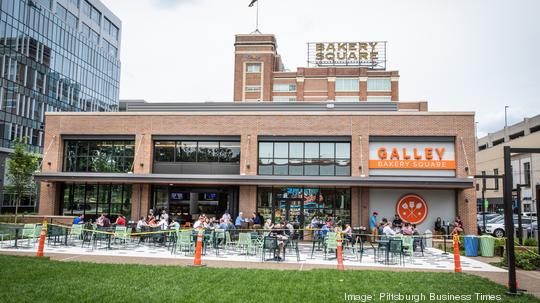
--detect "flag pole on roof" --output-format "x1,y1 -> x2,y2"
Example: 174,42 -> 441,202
248,0 -> 261,34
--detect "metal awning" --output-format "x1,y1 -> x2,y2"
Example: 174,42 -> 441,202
33,172 -> 474,189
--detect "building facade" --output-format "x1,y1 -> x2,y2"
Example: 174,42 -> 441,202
35,33 -> 477,234
476,114 -> 540,214
0,0 -> 121,212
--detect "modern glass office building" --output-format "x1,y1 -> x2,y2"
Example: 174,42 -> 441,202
0,0 -> 121,212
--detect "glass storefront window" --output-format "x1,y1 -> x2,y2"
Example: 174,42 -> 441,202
197,141 -> 219,162
155,141 -> 175,162
63,140 -> 134,173
257,186 -> 351,226
154,140 -> 240,163
61,183 -> 132,220
258,141 -> 350,176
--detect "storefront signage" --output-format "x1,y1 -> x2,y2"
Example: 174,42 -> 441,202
369,141 -> 456,170
396,194 -> 428,224
307,42 -> 386,69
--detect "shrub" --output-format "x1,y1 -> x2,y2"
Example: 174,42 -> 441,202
523,237 -> 538,247
500,248 -> 540,270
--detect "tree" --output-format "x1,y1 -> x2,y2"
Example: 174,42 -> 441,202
5,138 -> 39,223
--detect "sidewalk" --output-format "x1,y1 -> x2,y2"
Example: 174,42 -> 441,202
468,256 -> 540,299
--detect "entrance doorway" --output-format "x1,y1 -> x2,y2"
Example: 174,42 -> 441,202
152,186 -> 238,224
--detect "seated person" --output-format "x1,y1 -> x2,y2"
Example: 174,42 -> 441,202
96,213 -> 111,227
148,216 -> 159,227
451,222 -> 463,235
114,215 -> 126,226
168,218 -> 180,230
382,222 -> 397,236
434,217 -> 445,235
136,217 -> 148,232
401,222 -> 413,235
218,218 -> 229,230
269,224 -> 289,261
73,214 -> 84,225
319,221 -> 333,239
392,214 -> 403,229
263,219 -> 274,230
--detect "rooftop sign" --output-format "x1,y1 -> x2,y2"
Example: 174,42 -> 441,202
307,42 -> 386,69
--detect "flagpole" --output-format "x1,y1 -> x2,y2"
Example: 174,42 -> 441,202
256,0 -> 259,32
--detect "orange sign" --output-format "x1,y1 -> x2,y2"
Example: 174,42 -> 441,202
396,194 -> 428,224
369,146 -> 456,170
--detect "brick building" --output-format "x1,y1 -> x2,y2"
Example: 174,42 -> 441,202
34,33 -> 477,234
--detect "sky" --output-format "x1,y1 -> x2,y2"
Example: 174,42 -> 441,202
101,0 -> 540,137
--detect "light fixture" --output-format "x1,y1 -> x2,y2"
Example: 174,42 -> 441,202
140,163 -> 144,167
326,103 -> 335,109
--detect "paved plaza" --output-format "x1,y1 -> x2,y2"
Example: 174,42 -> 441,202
0,238 -> 504,273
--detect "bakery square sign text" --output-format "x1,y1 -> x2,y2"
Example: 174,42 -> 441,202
307,42 -> 386,69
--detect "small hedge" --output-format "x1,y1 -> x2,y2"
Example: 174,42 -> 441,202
500,248 -> 540,270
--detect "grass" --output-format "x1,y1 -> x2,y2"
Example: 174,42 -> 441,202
0,255 -> 539,303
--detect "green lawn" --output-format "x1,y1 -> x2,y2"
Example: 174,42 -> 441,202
0,255 -> 538,303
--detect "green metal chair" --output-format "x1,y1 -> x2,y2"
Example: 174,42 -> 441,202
69,224 -> 84,245
225,231 -> 237,252
112,226 -> 127,247
21,224 -> 37,248
402,236 -> 414,260
173,230 -> 194,255
388,239 -> 404,266
324,234 -> 338,260
237,232 -> 254,257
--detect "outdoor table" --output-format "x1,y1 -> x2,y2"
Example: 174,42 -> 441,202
1,225 -> 24,249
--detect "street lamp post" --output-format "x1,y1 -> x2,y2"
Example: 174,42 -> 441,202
505,106 -> 509,128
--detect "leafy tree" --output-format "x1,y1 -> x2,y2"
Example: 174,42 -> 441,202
5,138 -> 39,223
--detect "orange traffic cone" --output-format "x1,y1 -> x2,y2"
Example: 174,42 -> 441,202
453,234 -> 461,273
192,227 -> 205,267
36,219 -> 47,257
337,237 -> 345,271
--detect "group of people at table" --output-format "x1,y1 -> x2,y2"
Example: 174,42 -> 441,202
369,211 -> 464,240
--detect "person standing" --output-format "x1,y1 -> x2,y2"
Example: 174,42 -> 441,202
370,211 -> 378,242
222,211 -> 231,224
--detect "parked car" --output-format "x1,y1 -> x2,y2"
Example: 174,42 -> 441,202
485,216 -> 537,238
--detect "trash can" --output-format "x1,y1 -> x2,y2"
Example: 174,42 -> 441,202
479,235 -> 495,257
464,235 -> 479,257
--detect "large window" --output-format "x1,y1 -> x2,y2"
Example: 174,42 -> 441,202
523,162 -> 531,186
246,63 -> 261,73
61,183 -> 132,220
273,83 -> 296,92
273,96 -> 296,102
258,141 -> 350,176
104,18 -> 119,41
63,140 -> 135,173
154,140 -> 240,163
367,78 -> 391,92
336,78 -> 359,92
82,0 -> 101,26
257,187 -> 351,225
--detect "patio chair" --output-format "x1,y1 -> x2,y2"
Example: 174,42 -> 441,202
112,226 -> 127,247
402,236 -> 414,260
388,239 -> 404,266
173,230 -> 194,255
412,235 -> 425,256
261,236 -> 278,262
355,238 -> 365,262
225,231 -> 237,251
81,225 -> 96,250
324,235 -> 338,260
285,236 -> 301,262
69,224 -> 84,245
375,235 -> 390,262
237,232 -> 254,257
213,229 -> 226,256
21,224 -> 37,248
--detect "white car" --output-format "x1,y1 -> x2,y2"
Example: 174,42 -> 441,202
485,216 -> 537,238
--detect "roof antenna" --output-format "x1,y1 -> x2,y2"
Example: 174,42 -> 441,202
248,0 -> 261,34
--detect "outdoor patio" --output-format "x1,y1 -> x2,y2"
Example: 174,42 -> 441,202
0,227 -> 504,273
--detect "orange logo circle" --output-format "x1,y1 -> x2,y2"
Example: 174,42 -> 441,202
396,194 -> 428,224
